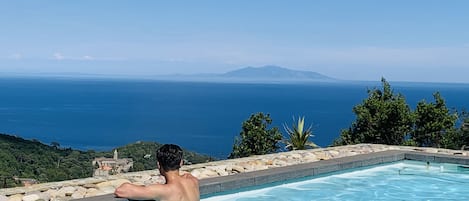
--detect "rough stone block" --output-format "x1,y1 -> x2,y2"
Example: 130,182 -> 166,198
57,186 -> 76,197
231,165 -> 244,173
7,194 -> 23,201
22,194 -> 40,201
96,179 -> 130,189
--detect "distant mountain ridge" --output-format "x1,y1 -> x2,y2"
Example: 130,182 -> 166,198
156,65 -> 335,83
1,65 -> 335,83
221,65 -> 333,80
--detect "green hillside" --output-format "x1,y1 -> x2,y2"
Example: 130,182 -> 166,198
112,141 -> 214,171
0,133 -> 213,188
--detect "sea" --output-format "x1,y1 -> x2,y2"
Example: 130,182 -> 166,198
1,77 -> 468,158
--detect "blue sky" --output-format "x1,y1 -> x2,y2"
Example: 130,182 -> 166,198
1,0 -> 468,83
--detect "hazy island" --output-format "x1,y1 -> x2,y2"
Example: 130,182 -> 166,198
154,65 -> 336,83
1,65 -> 337,84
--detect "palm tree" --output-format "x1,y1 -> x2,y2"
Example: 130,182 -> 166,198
283,116 -> 319,151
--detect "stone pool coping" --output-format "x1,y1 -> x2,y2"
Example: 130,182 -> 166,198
200,151 -> 469,196
73,149 -> 469,201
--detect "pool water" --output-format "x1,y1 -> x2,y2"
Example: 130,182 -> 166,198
201,161 -> 469,201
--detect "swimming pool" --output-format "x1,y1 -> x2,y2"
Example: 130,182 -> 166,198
201,161 -> 469,200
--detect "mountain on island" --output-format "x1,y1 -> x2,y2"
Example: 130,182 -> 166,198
1,65 -> 335,83
221,65 -> 334,81
157,65 -> 336,83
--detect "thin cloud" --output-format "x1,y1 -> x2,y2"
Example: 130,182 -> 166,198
48,53 -> 123,61
9,53 -> 22,60
82,55 -> 94,60
53,52 -> 64,60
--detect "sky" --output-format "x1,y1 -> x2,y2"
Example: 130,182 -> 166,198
1,0 -> 469,83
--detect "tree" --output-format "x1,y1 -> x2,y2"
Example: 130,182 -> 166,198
229,112 -> 282,158
333,78 -> 413,146
461,116 -> 469,149
283,116 -> 318,151
441,110 -> 469,149
412,92 -> 458,147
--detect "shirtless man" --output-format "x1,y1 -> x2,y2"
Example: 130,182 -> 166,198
115,144 -> 199,201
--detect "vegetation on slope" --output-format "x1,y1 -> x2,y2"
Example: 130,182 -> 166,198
0,134 -> 212,188
111,141 -> 213,171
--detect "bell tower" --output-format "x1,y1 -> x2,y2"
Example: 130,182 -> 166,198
113,149 -> 118,160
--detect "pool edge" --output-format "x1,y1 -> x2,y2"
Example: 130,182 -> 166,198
71,150 -> 469,201
199,150 -> 469,196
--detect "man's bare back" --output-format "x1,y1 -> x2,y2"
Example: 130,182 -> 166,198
115,144 -> 200,201
115,173 -> 199,201
158,173 -> 199,201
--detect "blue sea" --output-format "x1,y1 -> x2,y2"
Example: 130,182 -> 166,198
1,77 -> 468,158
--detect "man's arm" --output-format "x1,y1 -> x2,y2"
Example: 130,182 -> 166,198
114,182 -> 165,200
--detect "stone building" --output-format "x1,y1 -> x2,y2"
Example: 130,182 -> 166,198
92,149 -> 133,176
12,177 -> 38,187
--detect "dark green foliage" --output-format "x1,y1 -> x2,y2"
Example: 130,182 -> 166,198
333,78 -> 413,146
111,141 -> 162,171
0,134 -> 213,188
441,111 -> 469,150
461,117 -> 469,148
0,134 -> 94,187
229,112 -> 283,158
334,78 -> 467,150
110,141 -> 213,171
412,92 -> 458,147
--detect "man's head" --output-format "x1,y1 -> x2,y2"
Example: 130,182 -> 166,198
156,144 -> 183,172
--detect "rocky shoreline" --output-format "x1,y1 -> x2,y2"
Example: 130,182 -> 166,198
1,144 -> 468,201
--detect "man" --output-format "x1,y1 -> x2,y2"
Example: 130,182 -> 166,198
115,144 -> 200,201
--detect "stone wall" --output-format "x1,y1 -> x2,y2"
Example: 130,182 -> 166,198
1,144 -> 468,201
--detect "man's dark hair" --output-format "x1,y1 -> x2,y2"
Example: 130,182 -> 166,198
156,144 -> 183,172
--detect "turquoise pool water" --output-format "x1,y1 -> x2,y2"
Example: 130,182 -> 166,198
202,161 -> 469,201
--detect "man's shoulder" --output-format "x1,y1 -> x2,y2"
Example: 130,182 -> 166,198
182,173 -> 199,182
